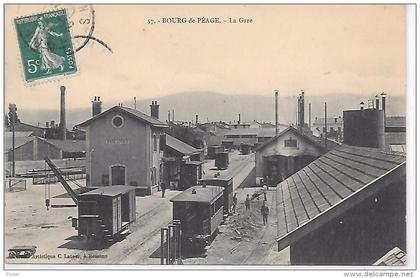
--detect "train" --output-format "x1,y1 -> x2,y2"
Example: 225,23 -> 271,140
170,185 -> 225,254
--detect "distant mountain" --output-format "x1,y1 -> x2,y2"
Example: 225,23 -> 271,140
17,91 -> 406,128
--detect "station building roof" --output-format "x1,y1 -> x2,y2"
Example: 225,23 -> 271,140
165,134 -> 201,156
77,106 -> 168,128
276,144 -> 406,251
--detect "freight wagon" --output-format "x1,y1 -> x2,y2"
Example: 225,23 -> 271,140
76,186 -> 136,242
45,157 -> 137,244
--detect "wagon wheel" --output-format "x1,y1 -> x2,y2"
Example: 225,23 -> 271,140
9,251 -> 17,258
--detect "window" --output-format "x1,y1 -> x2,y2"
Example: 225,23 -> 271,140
153,134 -> 158,151
284,137 -> 297,147
111,115 -> 124,128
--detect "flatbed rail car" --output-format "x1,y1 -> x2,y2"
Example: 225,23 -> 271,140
200,176 -> 233,215
170,185 -> 224,254
76,186 -> 136,242
8,245 -> 37,258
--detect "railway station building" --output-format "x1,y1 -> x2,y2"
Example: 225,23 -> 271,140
77,103 -> 168,195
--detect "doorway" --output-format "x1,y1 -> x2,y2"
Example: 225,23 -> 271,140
110,165 -> 126,185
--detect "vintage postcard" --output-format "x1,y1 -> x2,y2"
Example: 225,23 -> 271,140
2,3 -> 416,274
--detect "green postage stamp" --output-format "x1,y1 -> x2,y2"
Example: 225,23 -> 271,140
14,9 -> 77,83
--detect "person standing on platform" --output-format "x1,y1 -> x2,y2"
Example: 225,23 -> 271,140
160,181 -> 167,198
245,194 -> 250,210
232,193 -> 238,213
261,201 -> 269,225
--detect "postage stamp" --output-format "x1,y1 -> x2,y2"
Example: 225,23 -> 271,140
14,9 -> 77,83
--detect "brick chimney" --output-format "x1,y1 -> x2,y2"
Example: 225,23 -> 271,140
150,101 -> 159,119
92,96 -> 102,117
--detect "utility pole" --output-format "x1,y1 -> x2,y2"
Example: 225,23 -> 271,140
134,97 -> 137,110
9,104 -> 17,177
324,102 -> 327,149
274,90 -> 279,136
309,103 -> 312,129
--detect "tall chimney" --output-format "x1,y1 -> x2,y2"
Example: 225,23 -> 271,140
375,95 -> 380,110
59,86 -> 66,140
150,101 -> 159,119
381,92 -> 386,127
172,109 -> 174,122
238,113 -> 241,124
308,103 -> 312,129
299,90 -> 305,131
196,114 -> 199,125
324,102 -> 327,148
92,96 -> 102,117
275,90 -> 279,136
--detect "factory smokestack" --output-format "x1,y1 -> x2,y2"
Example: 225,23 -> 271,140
299,90 -> 305,131
275,90 -> 279,136
375,95 -> 380,110
308,103 -> 312,129
150,101 -> 159,119
92,96 -> 102,117
238,113 -> 241,124
196,114 -> 199,125
381,92 -> 386,127
296,90 -> 305,132
59,86 -> 66,140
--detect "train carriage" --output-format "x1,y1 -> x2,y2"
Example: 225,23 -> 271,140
170,185 -> 224,253
200,176 -> 233,215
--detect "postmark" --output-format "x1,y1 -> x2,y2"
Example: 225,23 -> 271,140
14,9 -> 77,83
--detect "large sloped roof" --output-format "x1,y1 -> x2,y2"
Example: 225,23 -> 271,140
4,135 -> 33,151
276,144 -> 406,251
43,139 -> 86,153
77,106 -> 168,128
165,134 -> 201,155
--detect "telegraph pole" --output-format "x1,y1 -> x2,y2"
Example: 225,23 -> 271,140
274,90 -> 279,136
324,102 -> 327,149
9,104 -> 17,177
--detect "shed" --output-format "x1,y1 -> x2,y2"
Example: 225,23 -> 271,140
276,144 -> 406,265
255,126 -> 328,186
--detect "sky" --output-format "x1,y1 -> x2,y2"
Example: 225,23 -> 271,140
5,4 -> 406,110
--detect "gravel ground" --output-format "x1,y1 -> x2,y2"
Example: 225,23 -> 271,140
5,152 -> 258,266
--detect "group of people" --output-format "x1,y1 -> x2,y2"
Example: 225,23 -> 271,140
233,193 -> 270,225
